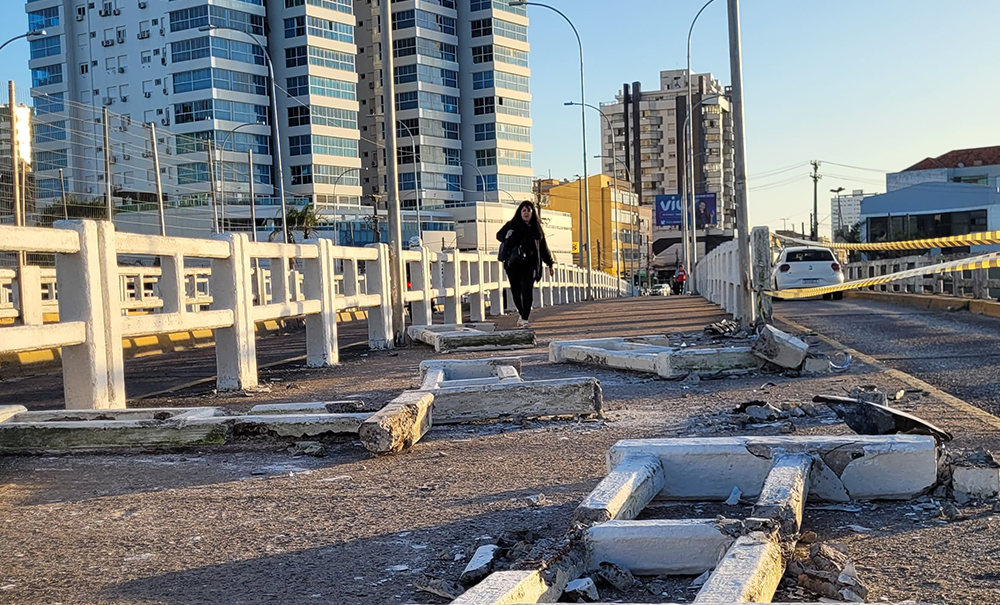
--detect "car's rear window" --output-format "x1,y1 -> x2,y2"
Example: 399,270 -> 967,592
785,250 -> 834,262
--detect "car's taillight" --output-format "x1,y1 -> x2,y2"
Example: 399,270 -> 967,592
831,262 -> 841,272
779,264 -> 790,273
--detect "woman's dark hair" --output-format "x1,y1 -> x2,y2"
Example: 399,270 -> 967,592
513,200 -> 545,239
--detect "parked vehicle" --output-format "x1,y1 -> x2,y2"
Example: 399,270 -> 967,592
771,246 -> 845,300
650,284 -> 668,296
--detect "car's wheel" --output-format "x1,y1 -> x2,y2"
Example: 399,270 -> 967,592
832,292 -> 844,300
822,293 -> 833,300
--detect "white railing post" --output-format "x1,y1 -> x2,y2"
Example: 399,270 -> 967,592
17,265 -> 43,326
488,259 -> 504,316
54,220 -> 126,409
159,252 -> 186,315
365,243 -> 394,349
411,247 -> 434,326
305,238 -> 338,367
212,232 -> 258,392
469,250 -> 487,322
443,250 -> 462,325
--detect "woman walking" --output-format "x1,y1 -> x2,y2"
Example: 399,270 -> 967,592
497,201 -> 554,328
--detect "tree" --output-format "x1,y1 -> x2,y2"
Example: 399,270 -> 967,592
269,203 -> 322,243
36,195 -> 111,227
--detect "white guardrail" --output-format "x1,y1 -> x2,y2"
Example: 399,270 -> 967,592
0,220 -> 629,410
694,238 -> 742,317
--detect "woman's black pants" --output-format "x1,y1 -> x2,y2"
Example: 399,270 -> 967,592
505,263 -> 535,320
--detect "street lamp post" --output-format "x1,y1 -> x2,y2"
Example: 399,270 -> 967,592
686,0 -> 718,295
568,101 -> 622,290
511,1 -> 592,299
462,160 -> 488,252
395,119 -> 422,245
0,29 -> 46,54
831,186 -> 845,238
727,0 -> 753,328
199,25 -> 288,243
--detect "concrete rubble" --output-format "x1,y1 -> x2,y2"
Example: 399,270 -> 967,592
407,323 -> 535,353
752,325 -> 809,369
563,577 -> 600,602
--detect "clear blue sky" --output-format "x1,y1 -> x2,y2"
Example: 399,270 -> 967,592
5,0 -> 999,231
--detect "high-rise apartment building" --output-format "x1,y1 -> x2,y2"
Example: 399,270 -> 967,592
599,69 -> 734,271
830,189 -> 869,238
354,0 -> 533,215
24,0 -> 362,231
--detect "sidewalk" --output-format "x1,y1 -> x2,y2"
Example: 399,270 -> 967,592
1,295 -> 998,605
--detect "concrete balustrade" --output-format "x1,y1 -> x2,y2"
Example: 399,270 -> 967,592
0,221 -> 628,410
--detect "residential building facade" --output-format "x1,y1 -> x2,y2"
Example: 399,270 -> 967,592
829,189 -> 869,237
599,69 -> 734,274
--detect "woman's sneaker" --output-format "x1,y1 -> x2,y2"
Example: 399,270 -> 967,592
516,318 -> 530,329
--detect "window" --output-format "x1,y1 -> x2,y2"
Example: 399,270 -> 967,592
29,6 -> 60,30
141,51 -> 151,64
497,123 -> 530,142
494,71 -> 529,93
288,105 -> 311,127
208,6 -> 264,35
309,47 -> 355,71
444,148 -> 460,166
417,65 -> 458,88
784,249 -> 835,263
175,100 -> 268,125
494,18 -> 527,42
496,96 -> 530,118
416,10 -> 456,34
286,46 -> 308,68
472,71 -> 493,90
80,62 -> 90,75
471,18 -> 491,37
34,121 -> 66,144
397,145 -> 418,165
289,135 -> 311,156
470,0 -> 491,10
492,0 -> 526,15
391,9 -> 415,30
474,123 -> 495,141
398,118 -> 419,138
310,106 -> 358,129
171,37 -> 210,63
307,17 -> 354,43
30,36 -> 61,59
285,16 -> 305,38
394,64 -> 417,84
178,162 -> 210,184
31,64 -> 63,87
476,174 -> 497,192
417,38 -> 457,62
213,69 -> 267,95
302,0 -> 353,14
309,75 -> 356,99
474,96 -> 495,115
442,121 -> 459,140
169,5 -> 209,32
287,75 -> 309,96
309,134 -> 358,157
37,150 -> 68,171
35,93 -> 64,115
419,92 -> 459,114
290,165 -> 313,185
494,45 -> 528,67
499,174 -> 532,193
395,91 -> 418,111
471,45 -> 493,64
394,38 -> 417,58
211,37 -> 265,65
498,149 -> 531,168
476,149 -> 496,167
313,165 -> 359,185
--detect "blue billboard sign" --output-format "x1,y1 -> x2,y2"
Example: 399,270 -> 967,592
655,193 -> 717,228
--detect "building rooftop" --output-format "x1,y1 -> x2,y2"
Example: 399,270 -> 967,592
861,182 -> 1000,216
903,146 -> 1000,171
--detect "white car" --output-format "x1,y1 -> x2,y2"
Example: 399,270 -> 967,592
650,284 -> 668,296
771,246 -> 845,300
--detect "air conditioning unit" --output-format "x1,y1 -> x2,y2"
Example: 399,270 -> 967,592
122,154 -> 131,160
112,8 -> 121,15
102,96 -> 113,105
161,118 -> 170,126
142,151 -> 153,158
138,1 -> 147,8
86,186 -> 94,193
119,125 -> 127,132
76,14 -> 85,21
120,95 -> 128,102
160,57 -> 166,65
159,28 -> 165,36
165,147 -> 172,155
162,88 -> 168,95
138,31 -> 150,39
110,156 -> 118,164
143,91 -> 151,98
118,67 -> 125,74
369,82 -> 375,89
102,39 -> 114,47
117,36 -> 125,44
98,9 -> 109,16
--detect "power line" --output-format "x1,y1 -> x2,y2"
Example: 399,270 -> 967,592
818,160 -> 890,173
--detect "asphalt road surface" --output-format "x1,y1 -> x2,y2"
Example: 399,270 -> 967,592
776,298 -> 1000,417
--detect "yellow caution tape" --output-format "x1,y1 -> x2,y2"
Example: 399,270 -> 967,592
774,230 -> 1000,251
766,251 -> 1000,299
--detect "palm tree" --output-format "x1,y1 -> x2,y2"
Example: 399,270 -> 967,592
269,203 -> 322,243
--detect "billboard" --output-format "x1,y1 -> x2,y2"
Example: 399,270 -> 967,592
655,193 -> 717,228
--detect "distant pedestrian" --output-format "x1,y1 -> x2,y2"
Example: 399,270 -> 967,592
497,201 -> 555,328
673,263 -> 686,295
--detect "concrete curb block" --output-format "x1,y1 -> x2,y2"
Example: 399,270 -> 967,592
431,378 -> 602,424
549,337 -> 762,378
608,436 -> 937,501
0,405 -> 27,423
408,324 -> 536,353
450,570 -> 548,604
586,519 -> 733,576
359,391 -> 434,455
750,453 -> 812,535
575,454 -> 665,525
692,533 -> 784,604
419,357 -> 523,381
248,401 -> 365,415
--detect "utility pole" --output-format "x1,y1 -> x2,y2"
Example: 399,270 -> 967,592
378,0 -> 406,344
248,148 -> 257,242
59,168 -> 68,220
148,123 -> 165,236
831,186 -> 845,239
206,139 -> 219,234
810,160 -> 821,240
102,107 -> 113,222
727,0 -> 753,328
9,80 -> 27,325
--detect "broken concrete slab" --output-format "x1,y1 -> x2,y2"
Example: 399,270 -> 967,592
692,533 -> 784,604
656,346 -> 763,378
0,405 -> 27,423
419,357 -> 523,381
607,435 -> 937,501
750,453 -> 813,535
550,336 -> 762,379
815,394 -> 953,443
248,401 -> 365,415
408,324 -> 535,353
358,390 -> 434,455
431,378 -> 602,424
461,544 -> 500,584
222,413 -> 370,438
575,454 -> 665,525
752,325 -> 808,369
586,519 -> 734,576
449,569 -> 548,604
952,466 -> 1000,499
563,577 -> 600,602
